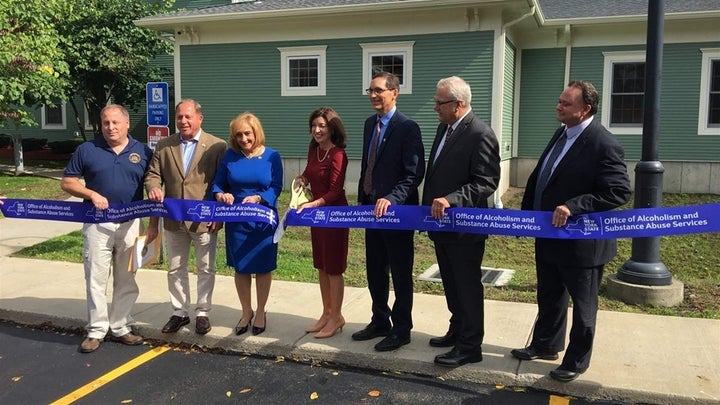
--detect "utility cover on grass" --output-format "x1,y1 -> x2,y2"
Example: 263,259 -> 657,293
418,264 -> 514,287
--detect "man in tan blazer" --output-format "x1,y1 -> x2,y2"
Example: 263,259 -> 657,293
145,99 -> 227,335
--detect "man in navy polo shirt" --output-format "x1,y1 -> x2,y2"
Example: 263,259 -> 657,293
61,104 -> 154,354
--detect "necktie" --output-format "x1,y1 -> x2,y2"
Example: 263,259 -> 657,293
433,125 -> 454,164
362,120 -> 382,195
533,130 -> 567,210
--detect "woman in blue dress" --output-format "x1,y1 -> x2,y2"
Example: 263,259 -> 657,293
213,112 -> 283,336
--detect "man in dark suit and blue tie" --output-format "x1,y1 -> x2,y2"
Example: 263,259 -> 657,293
511,80 -> 631,382
353,71 -> 425,352
422,76 -> 501,366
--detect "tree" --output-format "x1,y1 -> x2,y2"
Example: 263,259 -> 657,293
58,0 -> 174,139
0,1 -> 69,172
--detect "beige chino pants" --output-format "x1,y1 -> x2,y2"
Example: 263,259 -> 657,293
82,219 -> 140,339
165,227 -> 217,318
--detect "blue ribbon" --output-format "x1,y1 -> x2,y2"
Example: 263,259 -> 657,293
284,204 -> 720,239
2,198 -> 718,239
0,198 -> 277,226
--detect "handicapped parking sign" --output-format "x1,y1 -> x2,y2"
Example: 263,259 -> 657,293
146,82 -> 169,126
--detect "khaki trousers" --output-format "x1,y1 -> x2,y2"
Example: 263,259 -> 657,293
165,227 -> 217,318
82,219 -> 140,339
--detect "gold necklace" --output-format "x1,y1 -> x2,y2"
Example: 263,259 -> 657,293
242,146 -> 263,159
317,146 -> 331,162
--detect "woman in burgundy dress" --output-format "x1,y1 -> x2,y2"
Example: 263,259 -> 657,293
294,107 -> 349,339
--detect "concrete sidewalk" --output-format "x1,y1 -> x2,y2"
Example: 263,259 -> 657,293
0,190 -> 718,404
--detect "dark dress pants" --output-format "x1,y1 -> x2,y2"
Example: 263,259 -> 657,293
364,228 -> 415,335
531,260 -> 604,372
434,240 -> 486,353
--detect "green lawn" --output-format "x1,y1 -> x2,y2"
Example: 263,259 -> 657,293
3,172 -> 719,319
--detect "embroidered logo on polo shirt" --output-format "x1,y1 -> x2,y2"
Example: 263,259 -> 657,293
129,153 -> 141,163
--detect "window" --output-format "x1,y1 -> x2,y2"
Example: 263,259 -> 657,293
41,99 -> 66,130
699,48 -> 720,135
360,41 -> 414,94
278,46 -> 326,96
602,51 -> 646,134
83,104 -> 94,132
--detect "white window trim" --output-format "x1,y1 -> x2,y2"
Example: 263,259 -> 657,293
41,101 -> 66,130
602,51 -> 646,135
360,41 -> 414,95
83,104 -> 94,131
698,48 -> 720,135
278,45 -> 326,97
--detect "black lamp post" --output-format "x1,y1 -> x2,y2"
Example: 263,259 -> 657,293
617,0 -> 673,286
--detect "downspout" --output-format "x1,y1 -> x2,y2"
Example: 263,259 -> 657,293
504,5 -> 536,30
493,5 -> 536,209
563,24 -> 572,85
156,31 -> 175,45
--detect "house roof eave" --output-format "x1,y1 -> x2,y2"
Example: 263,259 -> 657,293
134,0 -> 513,30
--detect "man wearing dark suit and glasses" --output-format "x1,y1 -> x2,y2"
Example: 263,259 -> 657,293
511,80 -> 631,382
423,76 -> 501,367
353,71 -> 425,352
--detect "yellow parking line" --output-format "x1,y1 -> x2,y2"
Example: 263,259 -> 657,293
549,394 -> 571,405
50,345 -> 171,405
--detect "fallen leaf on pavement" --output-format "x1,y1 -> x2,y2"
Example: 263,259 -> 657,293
368,390 -> 380,397
226,391 -> 232,398
120,400 -> 132,404
240,388 -> 252,394
11,376 -> 22,382
310,392 -> 319,400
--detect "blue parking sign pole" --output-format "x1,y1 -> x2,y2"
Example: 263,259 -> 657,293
145,83 -> 169,264
146,82 -> 169,127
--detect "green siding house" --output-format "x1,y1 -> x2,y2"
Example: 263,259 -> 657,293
24,0 -> 720,196
135,0 -> 720,196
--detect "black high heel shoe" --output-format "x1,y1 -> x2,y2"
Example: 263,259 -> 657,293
252,312 -> 267,336
234,311 -> 253,336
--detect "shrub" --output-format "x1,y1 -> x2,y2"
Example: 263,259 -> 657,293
0,134 -> 11,148
48,139 -> 84,154
21,138 -> 48,151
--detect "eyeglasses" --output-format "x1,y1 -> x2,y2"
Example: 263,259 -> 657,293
365,87 -> 392,95
434,99 -> 457,107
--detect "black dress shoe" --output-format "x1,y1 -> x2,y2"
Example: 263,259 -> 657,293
434,348 -> 483,367
429,332 -> 457,348
252,312 -> 267,336
195,316 -> 211,335
374,334 -> 410,352
510,346 -> 559,361
162,315 -> 190,333
235,311 -> 253,336
351,324 -> 390,341
549,367 -> 585,382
